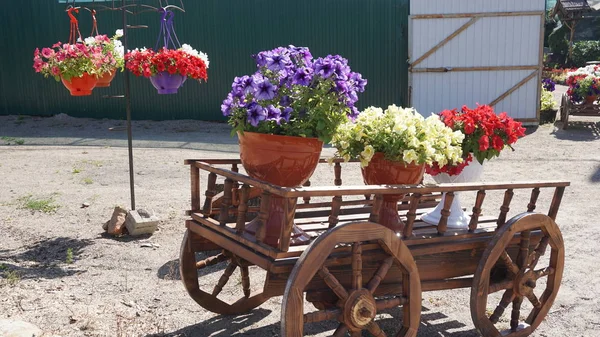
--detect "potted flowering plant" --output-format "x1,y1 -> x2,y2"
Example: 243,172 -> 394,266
124,44 -> 209,94
540,80 -> 558,124
33,42 -> 106,96
83,30 -> 125,87
422,104 -> 526,228
331,105 -> 464,233
566,65 -> 600,104
221,45 -> 366,246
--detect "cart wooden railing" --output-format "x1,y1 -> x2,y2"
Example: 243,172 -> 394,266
181,159 -> 569,337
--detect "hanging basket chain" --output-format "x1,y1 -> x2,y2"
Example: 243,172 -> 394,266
67,7 -> 83,44
155,8 -> 181,51
90,9 -> 99,37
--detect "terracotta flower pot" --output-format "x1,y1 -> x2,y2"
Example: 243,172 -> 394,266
585,95 -> 598,104
96,70 -> 117,88
238,131 -> 323,247
149,71 -> 186,94
61,73 -> 97,96
361,153 -> 425,233
421,159 -> 484,229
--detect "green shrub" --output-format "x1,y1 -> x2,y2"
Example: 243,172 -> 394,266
571,41 -> 600,67
541,88 -> 557,111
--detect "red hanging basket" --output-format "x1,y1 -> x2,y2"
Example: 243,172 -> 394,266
61,73 -> 98,96
96,70 -> 117,88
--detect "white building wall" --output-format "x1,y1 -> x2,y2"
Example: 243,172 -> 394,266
409,0 -> 545,121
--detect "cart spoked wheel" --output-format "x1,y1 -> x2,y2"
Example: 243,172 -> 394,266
471,213 -> 564,337
179,230 -> 269,315
560,94 -> 570,130
282,222 -> 421,337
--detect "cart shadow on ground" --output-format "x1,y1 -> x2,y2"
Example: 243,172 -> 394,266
146,305 -> 479,337
552,120 -> 600,141
0,237 -> 92,280
156,252 -> 227,280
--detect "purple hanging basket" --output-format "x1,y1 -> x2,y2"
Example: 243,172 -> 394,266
149,72 -> 187,94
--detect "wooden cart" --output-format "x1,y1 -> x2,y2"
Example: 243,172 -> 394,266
560,93 -> 600,129
180,159 -> 569,337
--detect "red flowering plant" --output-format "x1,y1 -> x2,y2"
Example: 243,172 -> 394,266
426,104 -> 526,176
33,42 -> 106,81
124,44 -> 209,81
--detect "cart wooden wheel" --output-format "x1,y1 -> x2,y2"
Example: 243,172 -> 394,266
471,213 -> 564,337
282,222 -> 421,337
179,230 -> 269,315
560,94 -> 570,130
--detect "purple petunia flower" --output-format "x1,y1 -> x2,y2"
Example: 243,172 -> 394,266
221,93 -> 235,116
292,67 -> 313,86
314,58 -> 335,78
266,53 -> 288,72
266,105 -> 282,124
246,103 -> 267,126
347,106 -> 360,121
350,72 -> 367,92
280,95 -> 292,106
253,78 -> 277,101
281,107 -> 293,122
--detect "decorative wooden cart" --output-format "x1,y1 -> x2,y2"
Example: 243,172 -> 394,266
180,159 -> 568,337
560,93 -> 599,129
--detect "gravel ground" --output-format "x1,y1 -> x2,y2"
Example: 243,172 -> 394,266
0,95 -> 599,336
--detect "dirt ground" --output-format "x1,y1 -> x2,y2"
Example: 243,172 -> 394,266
1,94 -> 599,336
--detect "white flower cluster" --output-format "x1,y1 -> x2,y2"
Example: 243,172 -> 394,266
567,65 -> 600,77
331,105 -> 464,168
180,44 -> 210,69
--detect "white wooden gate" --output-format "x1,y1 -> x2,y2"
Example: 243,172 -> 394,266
409,0 -> 546,123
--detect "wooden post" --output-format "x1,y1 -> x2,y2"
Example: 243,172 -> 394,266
190,164 -> 200,212
202,173 -> 217,216
404,193 -> 422,238
527,187 -> 541,212
497,189 -> 514,228
547,186 -> 565,220
255,191 -> 271,243
235,184 -> 250,234
469,190 -> 486,232
219,178 -> 233,226
279,197 -> 298,252
369,195 -> 383,224
437,192 -> 454,235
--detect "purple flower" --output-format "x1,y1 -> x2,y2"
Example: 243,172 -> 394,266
292,67 -> 313,86
221,93 -> 235,116
347,106 -> 360,121
350,72 -> 367,92
232,76 -> 255,97
281,107 -> 293,122
280,95 -> 292,106
266,53 -> 288,72
542,78 -> 555,92
266,105 -> 282,123
253,78 -> 277,101
314,58 -> 335,78
246,103 -> 267,126
334,80 -> 348,94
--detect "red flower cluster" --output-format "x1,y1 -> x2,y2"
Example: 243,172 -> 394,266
427,105 -> 526,176
425,154 -> 473,176
124,47 -> 208,81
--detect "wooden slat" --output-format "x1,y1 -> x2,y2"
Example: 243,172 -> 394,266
190,214 -> 279,259
411,11 -> 545,19
186,220 -> 274,270
410,17 -> 479,69
490,70 -> 539,106
411,65 -> 539,73
190,165 -> 200,212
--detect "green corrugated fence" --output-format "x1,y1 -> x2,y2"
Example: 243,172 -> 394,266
0,0 -> 409,121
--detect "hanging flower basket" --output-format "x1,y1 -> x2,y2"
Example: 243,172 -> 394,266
33,42 -> 105,96
125,45 -> 208,94
60,72 -> 98,96
83,30 -> 125,88
124,10 -> 208,94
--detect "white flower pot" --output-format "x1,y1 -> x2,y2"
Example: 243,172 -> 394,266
421,160 -> 484,229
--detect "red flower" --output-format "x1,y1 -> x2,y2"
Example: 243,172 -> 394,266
492,135 -> 504,151
478,135 -> 489,151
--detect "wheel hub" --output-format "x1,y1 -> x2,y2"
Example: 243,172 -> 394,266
514,269 -> 537,296
343,289 -> 377,330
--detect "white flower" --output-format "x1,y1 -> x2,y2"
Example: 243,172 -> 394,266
180,44 -> 210,69
115,29 -> 124,38
84,36 -> 96,45
403,149 -> 418,163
